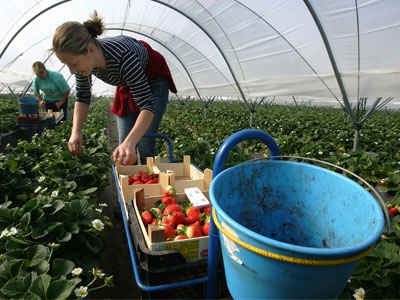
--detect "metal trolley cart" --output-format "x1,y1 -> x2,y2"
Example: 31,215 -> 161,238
112,133 -> 228,299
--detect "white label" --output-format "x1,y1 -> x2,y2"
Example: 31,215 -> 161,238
184,187 -> 210,207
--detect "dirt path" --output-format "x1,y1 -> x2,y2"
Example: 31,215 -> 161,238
91,108 -> 141,300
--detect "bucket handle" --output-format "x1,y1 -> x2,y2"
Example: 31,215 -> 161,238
212,129 -> 281,177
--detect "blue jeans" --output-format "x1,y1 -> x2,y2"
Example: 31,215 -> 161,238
116,76 -> 169,164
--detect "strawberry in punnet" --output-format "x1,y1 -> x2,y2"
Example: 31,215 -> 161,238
202,220 -> 210,236
127,175 -> 135,185
186,221 -> 202,238
140,211 -> 153,226
164,185 -> 177,198
149,207 -> 162,218
162,195 -> 177,205
161,215 -> 173,227
163,203 -> 183,215
185,205 -> 201,224
202,205 -> 211,215
141,173 -> 153,183
175,234 -> 188,240
163,224 -> 176,240
133,180 -> 144,185
171,211 -> 185,225
133,171 -> 144,182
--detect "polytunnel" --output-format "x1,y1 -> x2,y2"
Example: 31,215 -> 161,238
1,0 -> 400,135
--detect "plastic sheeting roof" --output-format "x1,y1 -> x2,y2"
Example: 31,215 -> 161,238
1,0 -> 400,107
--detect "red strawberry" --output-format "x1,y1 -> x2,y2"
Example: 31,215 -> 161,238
186,221 -> 202,238
140,211 -> 153,226
171,211 -> 185,225
162,196 -> 177,205
185,214 -> 200,225
133,172 -> 143,182
389,207 -> 398,216
174,234 -> 188,240
161,215 -> 173,227
186,206 -> 201,217
164,224 -> 176,240
163,204 -> 183,215
202,221 -> 210,236
202,205 -> 211,215
185,206 -> 201,224
128,175 -> 135,185
141,173 -> 153,183
164,185 -> 177,197
133,180 -> 144,185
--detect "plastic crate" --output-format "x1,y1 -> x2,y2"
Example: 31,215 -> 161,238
127,200 -> 229,299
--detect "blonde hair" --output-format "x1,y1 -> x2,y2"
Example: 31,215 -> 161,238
51,10 -> 105,55
32,61 -> 45,73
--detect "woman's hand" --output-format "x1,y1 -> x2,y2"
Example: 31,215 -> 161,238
68,132 -> 83,155
113,141 -> 138,165
39,99 -> 46,107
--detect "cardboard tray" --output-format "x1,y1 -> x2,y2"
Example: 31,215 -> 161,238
153,155 -> 212,193
132,188 -> 209,262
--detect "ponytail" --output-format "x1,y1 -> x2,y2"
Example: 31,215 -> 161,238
52,10 -> 105,55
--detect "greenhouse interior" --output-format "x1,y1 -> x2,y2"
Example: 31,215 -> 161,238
1,1 -> 400,300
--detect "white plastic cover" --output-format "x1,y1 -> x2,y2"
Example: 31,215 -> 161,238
1,0 -> 399,106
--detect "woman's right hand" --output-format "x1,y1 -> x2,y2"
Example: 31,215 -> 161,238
68,132 -> 83,155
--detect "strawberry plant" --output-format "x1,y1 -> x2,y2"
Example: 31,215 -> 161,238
0,98 -> 113,299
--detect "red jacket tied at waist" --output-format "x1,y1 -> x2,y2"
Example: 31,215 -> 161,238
111,40 -> 177,116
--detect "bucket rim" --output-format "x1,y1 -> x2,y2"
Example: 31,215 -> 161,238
210,160 -> 385,258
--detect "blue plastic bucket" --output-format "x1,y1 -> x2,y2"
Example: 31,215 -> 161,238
18,98 -> 38,114
210,160 -> 385,299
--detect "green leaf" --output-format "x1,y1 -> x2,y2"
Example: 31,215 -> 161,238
46,278 -> 79,300
26,245 -> 49,268
1,279 -> 26,296
51,258 -> 75,277
29,274 -> 51,299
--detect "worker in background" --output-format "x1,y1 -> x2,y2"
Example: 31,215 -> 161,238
32,61 -> 70,121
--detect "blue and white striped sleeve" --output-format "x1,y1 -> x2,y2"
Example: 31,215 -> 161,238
120,51 -> 155,114
75,74 -> 92,105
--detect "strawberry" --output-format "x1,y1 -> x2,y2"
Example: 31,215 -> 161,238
133,180 -> 144,185
151,218 -> 159,226
202,205 -> 211,215
128,175 -> 135,185
163,224 -> 176,240
185,214 -> 201,225
133,171 -> 143,182
186,206 -> 201,217
161,215 -> 173,227
186,221 -> 202,238
389,207 -> 398,216
171,211 -> 185,225
185,206 -> 201,224
174,234 -> 188,240
162,196 -> 177,205
149,207 -> 162,218
202,220 -> 210,236
140,211 -> 153,226
141,173 -> 153,183
163,204 -> 183,215
164,185 -> 177,197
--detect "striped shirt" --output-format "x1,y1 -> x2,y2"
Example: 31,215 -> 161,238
75,35 -> 155,113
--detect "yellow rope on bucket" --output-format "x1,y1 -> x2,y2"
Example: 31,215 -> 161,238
212,207 -> 375,266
